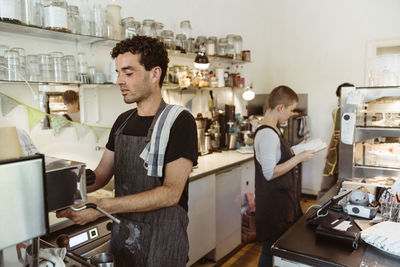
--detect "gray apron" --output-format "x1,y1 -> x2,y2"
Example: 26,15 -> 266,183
109,100 -> 189,267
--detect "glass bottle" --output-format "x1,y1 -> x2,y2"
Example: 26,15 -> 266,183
142,19 -> 155,37
42,0 -> 68,32
0,0 -> 22,23
67,5 -> 80,34
180,20 -> 192,39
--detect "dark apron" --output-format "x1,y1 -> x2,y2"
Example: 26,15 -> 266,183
254,125 -> 303,242
109,100 -> 189,267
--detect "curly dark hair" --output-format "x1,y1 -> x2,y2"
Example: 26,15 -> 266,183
111,36 -> 169,87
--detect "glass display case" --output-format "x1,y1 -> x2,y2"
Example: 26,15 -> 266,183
339,86 -> 400,182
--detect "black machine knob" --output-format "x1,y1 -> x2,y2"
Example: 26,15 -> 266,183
106,222 -> 113,231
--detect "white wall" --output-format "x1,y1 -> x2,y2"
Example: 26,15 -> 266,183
1,0 -> 399,193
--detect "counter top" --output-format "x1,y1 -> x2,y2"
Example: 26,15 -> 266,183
271,186 -> 400,267
189,150 -> 254,182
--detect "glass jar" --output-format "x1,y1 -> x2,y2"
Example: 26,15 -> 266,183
12,47 -> 25,78
93,4 -> 105,37
154,22 -> 164,40
226,34 -> 235,45
180,20 -> 192,39
21,0 -> 37,25
0,56 -> 6,80
226,44 -> 235,59
161,30 -> 174,50
42,0 -> 68,32
233,35 -> 243,60
26,55 -> 40,81
142,19 -> 155,37
106,4 -> 122,40
187,38 -> 195,53
5,49 -> 20,81
218,38 -> 228,56
51,51 -> 64,82
63,55 -> 76,82
175,34 -> 187,52
67,5 -> 80,34
195,36 -> 207,53
39,53 -> 54,82
206,36 -> 217,56
0,0 -> 22,23
121,17 -> 140,39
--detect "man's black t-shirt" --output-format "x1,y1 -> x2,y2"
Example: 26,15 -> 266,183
106,108 -> 198,211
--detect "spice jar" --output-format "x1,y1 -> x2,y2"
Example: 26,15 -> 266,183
42,0 -> 69,32
206,37 -> 217,56
0,0 -> 22,23
161,30 -> 175,50
175,34 -> 187,52
142,19 -> 155,37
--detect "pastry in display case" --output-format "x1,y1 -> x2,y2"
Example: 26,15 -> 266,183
356,96 -> 400,128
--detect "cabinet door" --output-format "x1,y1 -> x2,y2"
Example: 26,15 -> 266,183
187,174 -> 216,266
241,160 -> 255,206
214,166 -> 242,261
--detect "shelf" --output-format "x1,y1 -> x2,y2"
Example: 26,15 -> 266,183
0,21 -> 118,44
163,84 -> 233,93
353,165 -> 400,178
167,50 -> 250,64
354,127 -> 400,142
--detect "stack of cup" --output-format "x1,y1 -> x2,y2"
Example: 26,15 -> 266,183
26,55 -> 40,81
5,49 -> 20,81
51,52 -> 65,82
63,55 -> 76,83
39,54 -> 54,82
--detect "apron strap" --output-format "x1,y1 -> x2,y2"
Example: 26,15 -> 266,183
114,99 -> 167,138
145,99 -> 167,142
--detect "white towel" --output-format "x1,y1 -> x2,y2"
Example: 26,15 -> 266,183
38,248 -> 66,267
140,104 -> 188,177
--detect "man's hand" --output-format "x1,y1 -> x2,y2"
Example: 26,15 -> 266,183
56,196 -> 103,225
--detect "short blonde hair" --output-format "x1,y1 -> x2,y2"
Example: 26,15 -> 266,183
267,85 -> 298,109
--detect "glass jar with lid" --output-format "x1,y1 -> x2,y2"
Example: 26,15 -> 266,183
142,19 -> 156,37
42,0 -> 69,32
233,35 -> 243,60
161,30 -> 175,50
175,34 -> 187,52
0,0 -> 22,23
180,20 -> 192,39
206,36 -> 217,56
226,34 -> 235,45
218,38 -> 228,56
121,17 -> 139,39
67,5 -> 80,34
187,38 -> 195,53
195,36 -> 207,53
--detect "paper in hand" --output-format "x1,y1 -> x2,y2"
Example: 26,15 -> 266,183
291,138 -> 327,155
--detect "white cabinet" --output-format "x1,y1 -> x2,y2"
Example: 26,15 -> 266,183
240,160 -> 255,206
208,166 -> 242,261
187,174 -> 216,266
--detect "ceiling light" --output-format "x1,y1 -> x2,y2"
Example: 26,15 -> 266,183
242,86 -> 255,101
194,43 -> 209,70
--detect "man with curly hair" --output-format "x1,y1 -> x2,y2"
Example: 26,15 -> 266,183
57,36 -> 198,266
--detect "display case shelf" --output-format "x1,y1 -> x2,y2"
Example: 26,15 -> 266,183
353,165 -> 400,178
354,127 -> 400,142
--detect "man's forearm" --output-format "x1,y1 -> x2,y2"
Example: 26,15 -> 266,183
99,184 -> 184,214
